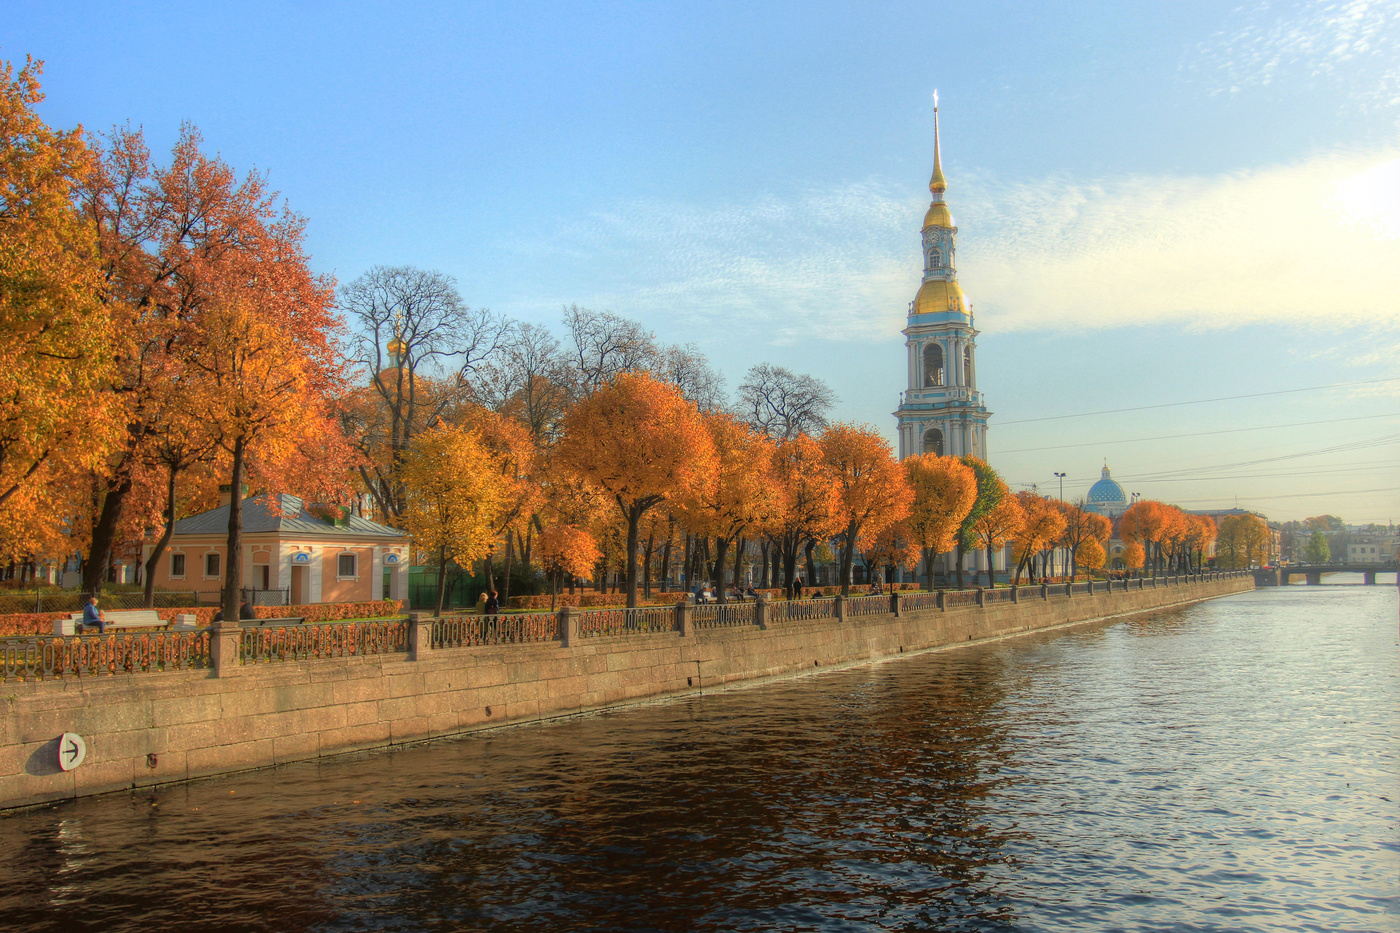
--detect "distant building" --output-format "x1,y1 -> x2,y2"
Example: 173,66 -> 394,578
144,491 -> 409,605
1085,464 -> 1130,519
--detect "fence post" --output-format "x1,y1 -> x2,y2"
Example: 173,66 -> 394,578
937,589 -> 946,612
1011,584 -> 1019,603
408,612 -> 432,660
1087,579 -> 1095,596
756,595 -> 771,630
890,592 -> 902,617
976,587 -> 985,608
675,599 -> 692,638
559,606 -> 579,647
211,621 -> 242,677
835,594 -> 846,624
1041,582 -> 1049,601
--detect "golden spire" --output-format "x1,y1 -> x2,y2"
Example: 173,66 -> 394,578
929,90 -> 947,195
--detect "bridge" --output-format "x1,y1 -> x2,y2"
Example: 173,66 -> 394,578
1254,563 -> 1399,586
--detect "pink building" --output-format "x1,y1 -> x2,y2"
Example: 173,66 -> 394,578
144,494 -> 409,605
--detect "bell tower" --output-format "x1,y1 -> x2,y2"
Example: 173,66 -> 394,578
893,95 -> 991,461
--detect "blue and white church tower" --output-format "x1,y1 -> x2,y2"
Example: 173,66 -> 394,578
894,98 -> 991,461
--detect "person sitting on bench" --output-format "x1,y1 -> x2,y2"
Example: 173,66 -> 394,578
80,596 -> 106,634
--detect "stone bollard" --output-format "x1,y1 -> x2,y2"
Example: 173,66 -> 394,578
756,595 -> 772,629
211,621 -> 243,677
890,591 -> 902,617
559,606 -> 579,647
835,594 -> 846,624
408,612 -> 434,660
674,599 -> 693,638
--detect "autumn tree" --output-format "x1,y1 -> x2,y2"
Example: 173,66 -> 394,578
765,434 -> 841,595
862,522 -> 922,586
0,57 -> 112,561
1059,500 -> 1112,581
1216,513 -> 1270,569
902,454 -> 976,592
452,404 -> 541,604
737,364 -> 837,440
673,413 -> 778,604
556,372 -> 716,607
954,457 -> 1006,589
1122,540 -> 1145,576
473,322 -> 573,445
562,305 -> 660,398
1010,493 -> 1065,584
1076,537 -> 1107,574
819,424 -> 912,597
535,523 -> 600,610
1119,500 -> 1169,577
971,495 -> 1023,588
398,424 -> 510,614
340,265 -> 510,521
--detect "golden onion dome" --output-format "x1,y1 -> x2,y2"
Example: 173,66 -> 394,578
913,279 -> 969,316
386,336 -> 407,360
923,201 -> 953,229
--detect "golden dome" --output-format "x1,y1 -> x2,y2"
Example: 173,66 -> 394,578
913,279 -> 968,316
386,336 -> 407,360
923,201 -> 953,228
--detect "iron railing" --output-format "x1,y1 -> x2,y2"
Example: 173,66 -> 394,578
433,613 -> 559,648
240,587 -> 290,607
240,620 -> 408,663
0,630 -> 213,682
578,606 -> 676,638
944,590 -> 979,609
983,588 -> 1014,604
693,603 -> 755,628
845,595 -> 890,617
899,592 -> 940,612
774,597 -> 836,623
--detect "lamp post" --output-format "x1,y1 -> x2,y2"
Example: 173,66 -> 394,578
1053,472 -> 1066,502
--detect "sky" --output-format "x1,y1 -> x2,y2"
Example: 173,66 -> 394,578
9,0 -> 1400,523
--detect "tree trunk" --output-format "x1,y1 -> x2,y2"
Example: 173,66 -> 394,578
924,547 -> 937,592
781,543 -> 798,598
484,551 -> 496,593
220,436 -> 247,624
758,540 -> 770,588
732,537 -> 746,588
143,465 -> 180,608
713,537 -> 730,604
659,534 -> 671,594
624,505 -> 642,609
838,529 -> 856,597
643,531 -> 654,598
82,472 -> 134,596
435,544 -> 447,615
985,541 -> 996,588
804,539 -> 818,590
501,532 -> 514,608
955,541 -> 966,590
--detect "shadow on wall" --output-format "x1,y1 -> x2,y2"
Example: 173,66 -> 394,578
25,737 -> 63,776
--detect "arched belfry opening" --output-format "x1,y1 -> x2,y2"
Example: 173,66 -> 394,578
923,343 -> 944,387
928,247 -> 942,269
963,344 -> 973,386
923,428 -> 944,457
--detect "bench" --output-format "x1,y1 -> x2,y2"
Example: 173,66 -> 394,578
55,609 -> 167,636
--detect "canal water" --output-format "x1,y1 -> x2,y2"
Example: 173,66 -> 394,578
1,583 -> 1395,932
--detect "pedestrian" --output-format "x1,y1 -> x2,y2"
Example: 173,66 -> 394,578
80,595 -> 106,634
483,590 -> 500,615
794,577 -> 804,599
239,598 -> 255,620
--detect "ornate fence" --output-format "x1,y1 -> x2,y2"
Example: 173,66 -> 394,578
578,606 -> 676,638
944,590 -> 979,609
845,595 -> 889,617
693,603 -> 755,628
433,613 -> 559,648
899,592 -> 940,612
1071,582 -> 1093,595
774,598 -> 836,623
240,620 -> 409,663
982,588 -> 1014,604
0,630 -> 213,682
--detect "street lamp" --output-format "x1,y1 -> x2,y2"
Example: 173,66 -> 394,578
1131,492 -> 1141,506
1053,472 -> 1066,501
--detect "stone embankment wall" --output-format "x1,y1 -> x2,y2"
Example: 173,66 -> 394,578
0,574 -> 1252,810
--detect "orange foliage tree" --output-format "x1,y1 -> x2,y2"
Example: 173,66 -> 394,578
1010,493 -> 1066,584
862,522 -> 923,586
398,424 -> 510,614
454,404 -> 541,603
902,454 -> 977,592
535,523 -> 601,610
556,372 -> 717,608
819,424 -> 912,597
1119,500 -> 1170,577
0,57 -> 113,561
1122,540 -> 1145,575
1076,537 -> 1107,574
673,412 -> 778,603
971,495 -> 1023,588
765,434 -> 841,595
1059,500 -> 1112,581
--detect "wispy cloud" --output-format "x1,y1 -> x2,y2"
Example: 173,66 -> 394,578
529,149 -> 1400,343
1185,0 -> 1400,109
962,149 -> 1400,333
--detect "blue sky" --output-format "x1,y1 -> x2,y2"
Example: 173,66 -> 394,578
10,0 -> 1399,522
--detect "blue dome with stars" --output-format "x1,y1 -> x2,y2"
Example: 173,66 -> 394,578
1087,464 -> 1128,515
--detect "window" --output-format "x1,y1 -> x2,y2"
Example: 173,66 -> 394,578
170,553 -> 185,577
928,247 -> 942,269
338,553 -> 358,578
205,552 -> 220,578
923,428 -> 944,457
963,345 -> 973,386
923,343 -> 945,387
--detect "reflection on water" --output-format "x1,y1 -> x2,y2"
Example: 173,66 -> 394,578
0,586 -> 1396,932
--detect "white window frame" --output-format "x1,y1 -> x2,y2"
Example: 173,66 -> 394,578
204,552 -> 221,580
337,551 -> 359,581
169,552 -> 186,580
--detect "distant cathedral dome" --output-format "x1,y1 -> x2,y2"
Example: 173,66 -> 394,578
913,279 -> 968,316
1087,464 -> 1129,516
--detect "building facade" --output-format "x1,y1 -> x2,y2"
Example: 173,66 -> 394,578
893,101 -> 991,462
